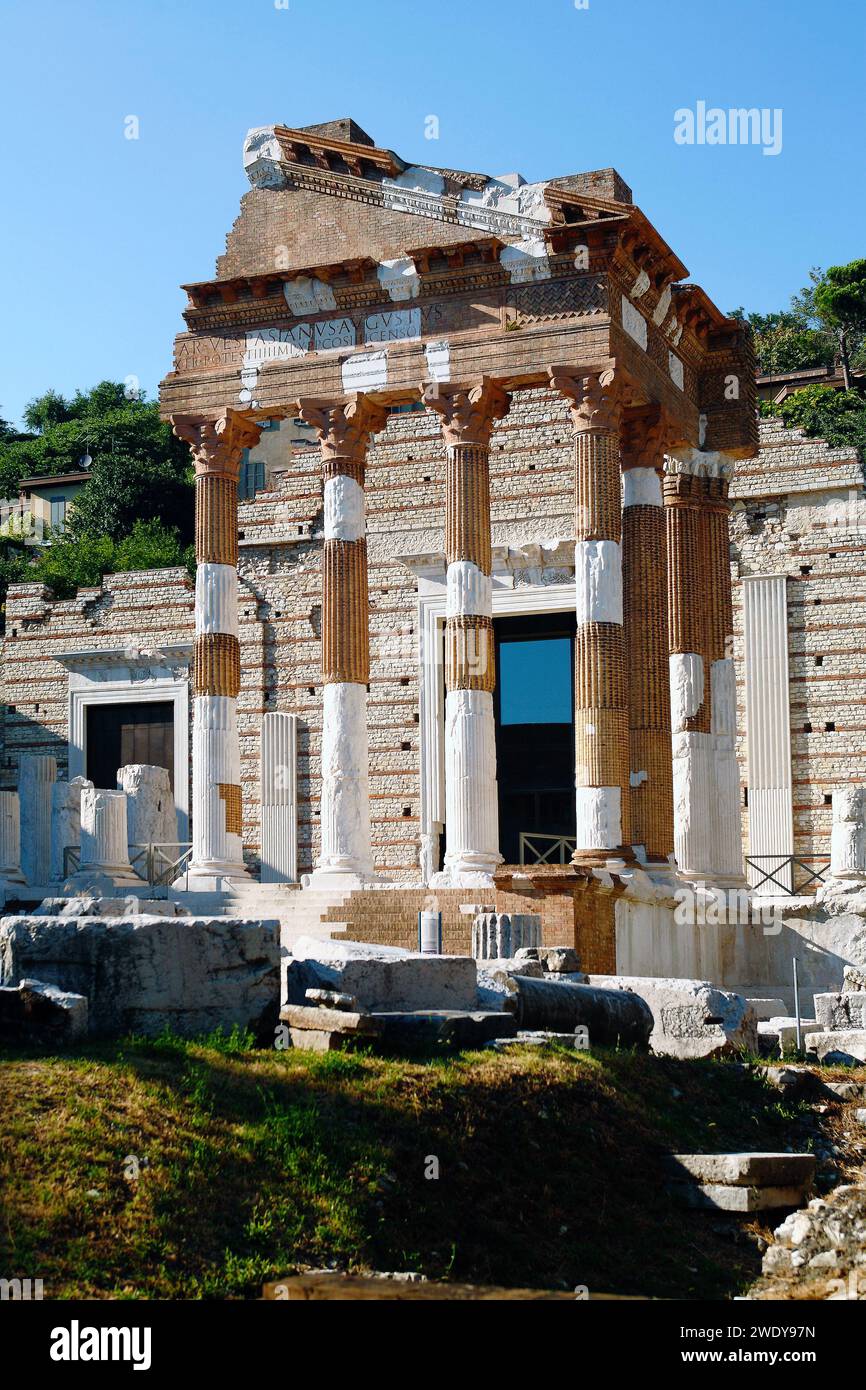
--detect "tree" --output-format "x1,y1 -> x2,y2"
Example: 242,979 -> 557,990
770,385 -> 866,460
22,388 -> 74,433
813,259 -> 866,390
0,381 -> 194,543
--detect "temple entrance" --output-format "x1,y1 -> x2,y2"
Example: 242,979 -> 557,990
85,701 -> 175,792
493,612 -> 576,865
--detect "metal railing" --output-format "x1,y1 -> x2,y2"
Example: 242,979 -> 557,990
63,843 -> 193,887
745,855 -> 830,897
519,831 -> 578,866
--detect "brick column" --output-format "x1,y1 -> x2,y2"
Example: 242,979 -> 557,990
422,377 -> 509,885
297,393 -> 388,886
620,406 -> 675,865
664,448 -> 743,881
550,364 -> 631,863
173,409 -> 262,886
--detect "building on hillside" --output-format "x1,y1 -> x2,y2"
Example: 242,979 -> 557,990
0,470 -> 90,546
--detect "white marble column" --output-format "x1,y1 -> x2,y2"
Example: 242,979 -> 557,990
172,410 -> 263,888
260,712 -> 298,883
423,378 -> 509,886
19,754 -> 57,885
297,394 -> 388,887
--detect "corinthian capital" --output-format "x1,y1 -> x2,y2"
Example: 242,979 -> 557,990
296,393 -> 388,469
619,404 -> 676,471
172,409 -> 263,478
421,377 -> 510,447
548,361 -> 624,435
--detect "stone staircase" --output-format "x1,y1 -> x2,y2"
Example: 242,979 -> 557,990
170,882 -> 354,948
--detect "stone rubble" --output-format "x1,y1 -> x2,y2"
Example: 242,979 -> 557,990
0,976 -> 88,1043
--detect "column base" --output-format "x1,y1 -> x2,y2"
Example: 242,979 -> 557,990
174,858 -> 252,892
570,845 -> 636,869
63,866 -> 147,898
433,849 -> 502,889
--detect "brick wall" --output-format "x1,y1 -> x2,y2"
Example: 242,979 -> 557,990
730,418 -> 866,864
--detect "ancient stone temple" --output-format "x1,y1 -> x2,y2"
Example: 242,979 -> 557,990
158,117 -> 757,902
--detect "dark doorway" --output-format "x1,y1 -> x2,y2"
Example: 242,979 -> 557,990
86,701 -> 175,791
494,612 -> 576,865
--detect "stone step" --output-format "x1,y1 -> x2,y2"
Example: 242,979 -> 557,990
663,1152 -> 816,1188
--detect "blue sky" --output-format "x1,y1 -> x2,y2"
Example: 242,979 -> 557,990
1,0 -> 863,428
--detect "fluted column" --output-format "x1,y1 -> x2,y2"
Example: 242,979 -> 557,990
172,409 -> 263,886
297,393 -> 388,885
19,754 -> 57,885
0,790 -> 23,882
620,406 -> 675,865
422,377 -> 509,885
550,364 -> 630,863
664,448 -> 743,882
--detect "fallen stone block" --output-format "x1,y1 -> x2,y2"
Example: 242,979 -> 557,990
670,1182 -> 810,1213
747,997 -> 788,1022
758,1018 -> 822,1056
0,912 -> 279,1039
589,975 -> 758,1059
0,977 -> 88,1044
286,935 -> 477,1012
813,991 -> 866,1030
535,946 -> 581,974
373,1009 -> 518,1049
663,1152 -> 816,1189
843,964 -> 866,992
500,975 -> 652,1048
805,1029 -> 866,1064
478,957 -> 545,979
486,1030 -> 590,1052
281,1003 -> 382,1036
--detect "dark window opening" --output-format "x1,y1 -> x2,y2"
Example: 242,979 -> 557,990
85,701 -> 174,794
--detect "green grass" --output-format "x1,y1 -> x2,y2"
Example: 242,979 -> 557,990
0,1034 -> 836,1300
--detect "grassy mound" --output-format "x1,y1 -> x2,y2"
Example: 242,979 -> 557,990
0,1035 -> 821,1300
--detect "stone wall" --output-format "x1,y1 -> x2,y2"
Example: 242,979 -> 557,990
730,418 -> 866,867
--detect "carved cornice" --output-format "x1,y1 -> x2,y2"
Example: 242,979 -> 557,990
421,377 -> 510,447
548,360 -> 624,435
171,409 -> 263,478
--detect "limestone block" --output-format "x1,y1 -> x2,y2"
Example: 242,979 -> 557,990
0,977 -> 88,1044
813,991 -> 866,1031
471,912 -> 542,960
50,776 -> 91,882
747,997 -> 787,1021
536,946 -> 581,974
589,975 -> 758,1059
117,765 -> 177,854
19,754 -> 57,885
805,1029 -> 866,1064
843,965 -> 866,992
663,1152 -> 816,1188
0,914 -> 280,1039
286,934 -> 477,1012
